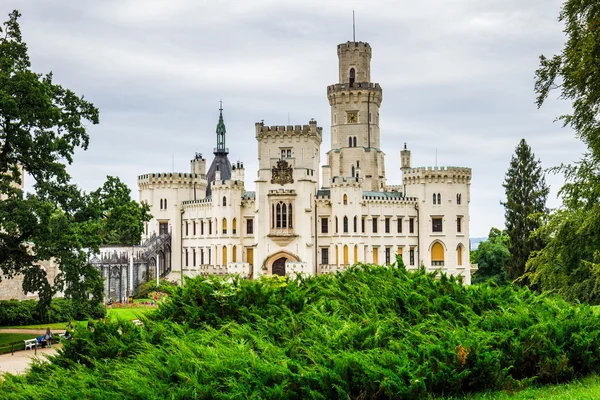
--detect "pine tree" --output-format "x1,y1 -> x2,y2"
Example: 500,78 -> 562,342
501,139 -> 549,281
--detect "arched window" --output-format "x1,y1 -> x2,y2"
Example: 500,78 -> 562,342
232,218 -> 237,235
432,242 -> 444,266
354,245 -> 358,264
223,196 -> 227,206
276,203 -> 282,228
335,216 -> 339,233
343,194 -> 348,205
349,137 -> 353,147
164,199 -> 167,208
335,245 -> 339,265
272,204 -> 275,228
222,246 -> 227,266
352,166 -> 355,177
349,68 -> 355,86
209,220 -> 212,235
282,203 -> 287,228
437,193 -> 441,204
353,216 -> 357,233
160,199 -> 163,209
457,193 -> 461,205
343,216 -> 349,233
222,218 -> 227,234
433,193 -> 436,205
288,203 -> 293,228
343,245 -> 349,265
353,137 -> 357,147
232,245 -> 237,262
457,244 -> 463,266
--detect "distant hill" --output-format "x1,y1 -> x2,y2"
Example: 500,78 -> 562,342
470,237 -> 487,250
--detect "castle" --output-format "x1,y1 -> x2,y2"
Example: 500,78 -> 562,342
131,39 -> 475,286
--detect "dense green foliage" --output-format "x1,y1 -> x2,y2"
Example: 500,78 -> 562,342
501,139 -> 548,282
529,0 -> 600,303
0,11 -> 150,310
134,279 -> 174,299
0,297 -> 105,326
2,265 -> 600,399
472,228 -> 510,284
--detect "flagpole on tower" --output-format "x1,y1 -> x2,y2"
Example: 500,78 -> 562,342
353,10 -> 355,42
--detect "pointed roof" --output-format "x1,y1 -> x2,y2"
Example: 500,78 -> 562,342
206,103 -> 232,197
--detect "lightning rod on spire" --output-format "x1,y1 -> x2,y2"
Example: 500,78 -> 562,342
353,10 -> 355,42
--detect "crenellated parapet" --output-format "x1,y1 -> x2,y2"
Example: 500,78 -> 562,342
327,82 -> 382,107
403,166 -> 472,185
330,176 -> 362,188
255,120 -> 322,143
138,172 -> 207,189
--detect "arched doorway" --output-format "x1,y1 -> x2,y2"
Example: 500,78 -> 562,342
272,257 -> 286,276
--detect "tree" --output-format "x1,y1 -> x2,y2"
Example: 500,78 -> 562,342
527,0 -> 600,303
471,228 -> 510,284
501,139 -> 549,282
0,10 -> 150,310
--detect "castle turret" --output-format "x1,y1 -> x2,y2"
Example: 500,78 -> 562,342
206,103 -> 232,198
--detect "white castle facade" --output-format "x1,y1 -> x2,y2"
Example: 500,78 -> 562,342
136,40 -> 475,285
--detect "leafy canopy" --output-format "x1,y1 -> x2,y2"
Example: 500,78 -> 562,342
0,10 -> 150,309
529,0 -> 600,303
472,227 -> 510,284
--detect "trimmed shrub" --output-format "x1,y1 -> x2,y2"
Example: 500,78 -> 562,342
3,265 -> 600,399
0,298 -> 105,326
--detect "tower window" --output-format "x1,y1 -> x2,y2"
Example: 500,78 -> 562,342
457,193 -> 462,205
385,217 -> 390,233
409,218 -> 415,234
397,217 -> 403,233
438,193 -> 442,204
432,218 -> 443,233
349,137 -> 353,147
321,217 -> 328,234
343,216 -> 348,233
247,219 -> 254,234
349,68 -> 355,86
353,137 -> 357,147
193,222 -> 196,235
354,216 -> 357,233
352,166 -> 355,177
343,194 -> 348,205
222,196 -> 227,207
433,193 -> 437,205
457,217 -> 462,233
372,217 -> 378,234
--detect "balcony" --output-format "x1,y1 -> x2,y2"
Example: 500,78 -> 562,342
267,227 -> 297,246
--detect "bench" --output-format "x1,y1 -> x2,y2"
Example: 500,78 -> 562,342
24,338 -> 37,350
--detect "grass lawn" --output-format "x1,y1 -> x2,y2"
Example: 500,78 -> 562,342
0,307 -> 155,330
454,374 -> 600,399
0,333 -> 38,354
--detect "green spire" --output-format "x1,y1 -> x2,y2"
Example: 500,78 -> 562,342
215,100 -> 227,154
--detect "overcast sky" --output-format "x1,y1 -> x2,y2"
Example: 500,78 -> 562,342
3,0 -> 584,237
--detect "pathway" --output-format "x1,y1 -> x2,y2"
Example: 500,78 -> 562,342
0,329 -> 65,334
0,346 -> 59,375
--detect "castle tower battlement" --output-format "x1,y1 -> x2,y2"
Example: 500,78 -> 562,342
337,41 -> 372,84
403,166 -> 472,185
255,120 -> 322,141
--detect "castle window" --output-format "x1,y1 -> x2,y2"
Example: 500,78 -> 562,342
282,203 -> 287,227
160,199 -> 163,209
457,245 -> 463,266
185,222 -> 189,236
385,217 -> 390,234
432,218 -> 443,233
362,217 -> 365,233
410,248 -> 415,266
159,222 -> 168,235
321,217 -> 328,234
351,166 -> 355,177
397,217 -> 403,233
357,161 -> 360,168
369,113 -> 371,123
335,216 -> 338,233
222,218 -> 227,234
343,245 -> 349,265
201,249 -> 204,265
372,217 -> 378,234
433,193 -> 437,205
185,249 -> 188,267
208,248 -> 211,264
276,203 -> 282,228
222,246 -> 227,265
457,217 -> 462,233
457,193 -> 462,205
223,196 -> 227,206
353,216 -> 357,233
343,216 -> 349,233
349,68 -> 355,86
201,221 -> 204,235
232,218 -> 237,235
193,249 -> 196,267
247,219 -> 253,235
349,137 -> 353,147
431,242 -> 444,266
437,193 -> 441,204
232,245 -> 237,262
288,204 -> 293,228
209,220 -> 212,235
385,247 -> 391,265
409,218 -> 415,234
354,245 -> 358,263
321,248 -> 329,265
164,199 -> 167,209
353,137 -> 357,147
343,194 -> 348,205
272,204 -> 275,228
280,149 -> 292,159
193,222 -> 196,236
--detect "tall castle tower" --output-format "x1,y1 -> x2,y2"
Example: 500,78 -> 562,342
326,41 -> 385,191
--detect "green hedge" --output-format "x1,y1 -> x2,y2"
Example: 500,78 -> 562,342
0,298 -> 105,326
3,265 -> 600,399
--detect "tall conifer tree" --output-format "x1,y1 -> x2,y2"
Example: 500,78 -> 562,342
501,139 -> 549,281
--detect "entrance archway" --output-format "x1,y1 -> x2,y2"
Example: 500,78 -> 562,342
272,257 -> 286,276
